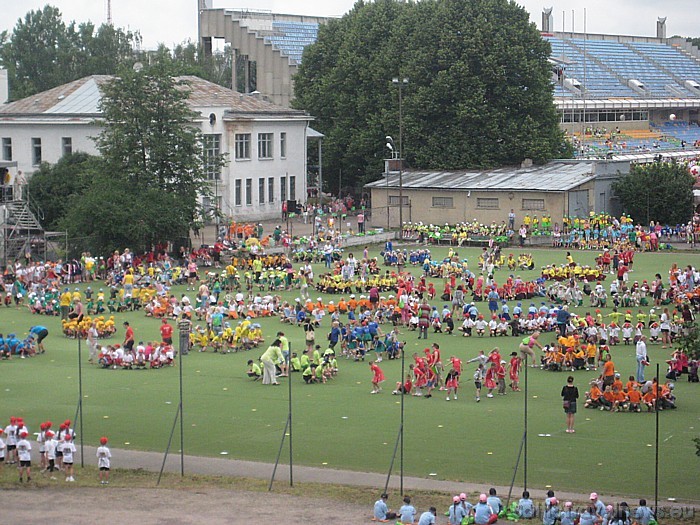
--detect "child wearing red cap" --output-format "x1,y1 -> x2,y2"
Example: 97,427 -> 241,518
4,416 -> 18,465
62,434 -> 77,482
97,436 -> 112,484
17,430 -> 31,482
44,430 -> 57,478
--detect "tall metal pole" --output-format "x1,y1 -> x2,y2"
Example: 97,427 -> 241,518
288,348 -> 293,486
318,139 -> 323,208
400,340 -> 405,495
78,336 -> 84,467
523,355 -> 528,491
654,364 -> 659,518
398,82 -> 404,232
392,78 -> 408,233
179,331 -> 184,476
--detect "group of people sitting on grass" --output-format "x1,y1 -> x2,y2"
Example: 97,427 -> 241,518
246,342 -> 339,385
96,342 -> 175,369
374,488 -> 657,525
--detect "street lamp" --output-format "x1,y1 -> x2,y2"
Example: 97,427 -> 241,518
392,77 -> 408,232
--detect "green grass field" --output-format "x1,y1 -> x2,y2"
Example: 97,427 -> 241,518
2,245 -> 699,500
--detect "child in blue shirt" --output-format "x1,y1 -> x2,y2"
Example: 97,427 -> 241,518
634,499 -> 654,525
517,490 -> 535,519
399,495 -> 417,524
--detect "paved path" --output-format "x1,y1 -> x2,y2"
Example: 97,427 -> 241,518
70,445 -> 699,508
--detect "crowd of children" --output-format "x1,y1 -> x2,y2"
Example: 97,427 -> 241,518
96,342 -> 175,369
0,416 -> 111,484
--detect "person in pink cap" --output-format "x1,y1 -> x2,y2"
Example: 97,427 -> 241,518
589,492 -> 606,518
449,495 -> 468,525
474,494 -> 497,525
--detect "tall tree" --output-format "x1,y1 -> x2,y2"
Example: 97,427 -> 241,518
293,0 -> 571,190
612,161 -> 695,226
60,64 -> 223,254
0,5 -> 139,100
26,152 -> 100,230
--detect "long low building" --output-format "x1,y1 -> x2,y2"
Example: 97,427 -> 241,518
365,161 -> 597,229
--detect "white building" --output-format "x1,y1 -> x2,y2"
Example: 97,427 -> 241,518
0,74 -> 313,221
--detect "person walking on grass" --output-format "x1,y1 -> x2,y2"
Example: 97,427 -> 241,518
562,376 -> 579,433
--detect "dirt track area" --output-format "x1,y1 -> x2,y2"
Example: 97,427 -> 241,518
4,487 -> 370,524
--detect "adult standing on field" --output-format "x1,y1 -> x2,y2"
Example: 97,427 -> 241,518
635,336 -> 648,383
561,375 -> 579,433
261,340 -> 283,385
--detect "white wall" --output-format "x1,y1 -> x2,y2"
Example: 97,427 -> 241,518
0,122 -> 100,175
220,118 -> 308,221
0,108 -> 309,222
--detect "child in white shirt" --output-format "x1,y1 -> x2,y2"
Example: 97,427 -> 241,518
97,436 -> 112,484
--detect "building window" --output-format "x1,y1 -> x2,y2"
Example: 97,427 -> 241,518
234,179 -> 242,206
522,198 -> 545,211
31,138 -> 42,166
61,137 -> 72,157
477,197 -> 499,209
268,177 -> 275,203
388,195 -> 409,205
289,175 -> 296,201
280,132 -> 287,158
235,133 -> 250,160
258,132 -> 273,159
281,176 -> 287,202
245,178 -> 252,205
432,196 -> 453,208
203,134 -> 221,180
1,138 -> 11,161
258,178 -> 265,204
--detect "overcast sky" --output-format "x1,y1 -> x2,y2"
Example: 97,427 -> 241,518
2,0 -> 698,49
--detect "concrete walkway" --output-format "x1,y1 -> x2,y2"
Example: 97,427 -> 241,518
69,445 -> 699,509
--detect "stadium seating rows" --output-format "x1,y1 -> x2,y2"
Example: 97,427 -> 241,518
263,21 -> 320,63
545,35 -> 700,99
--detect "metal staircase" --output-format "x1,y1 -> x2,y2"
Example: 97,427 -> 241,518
1,194 -> 45,265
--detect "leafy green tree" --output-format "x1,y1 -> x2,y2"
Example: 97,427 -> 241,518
60,64 -> 224,254
25,152 -> 100,230
612,161 -> 694,225
139,42 -> 233,89
293,0 -> 571,189
0,5 -> 139,100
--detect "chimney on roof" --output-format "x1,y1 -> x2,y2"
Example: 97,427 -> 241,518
0,69 -> 8,104
542,8 -> 554,33
656,17 -> 667,39
521,158 -> 533,168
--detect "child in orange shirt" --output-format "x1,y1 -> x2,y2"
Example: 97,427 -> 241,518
600,385 -> 614,411
627,385 -> 642,412
642,389 -> 656,412
585,382 -> 603,408
611,388 -> 627,412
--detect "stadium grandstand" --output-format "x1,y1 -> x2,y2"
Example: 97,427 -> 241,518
198,0 -> 328,107
198,4 -> 700,158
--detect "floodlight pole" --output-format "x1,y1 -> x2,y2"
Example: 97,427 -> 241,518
77,336 -> 84,467
392,77 -> 408,233
400,338 -> 405,495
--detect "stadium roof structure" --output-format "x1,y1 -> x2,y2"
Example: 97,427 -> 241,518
366,162 -> 596,193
